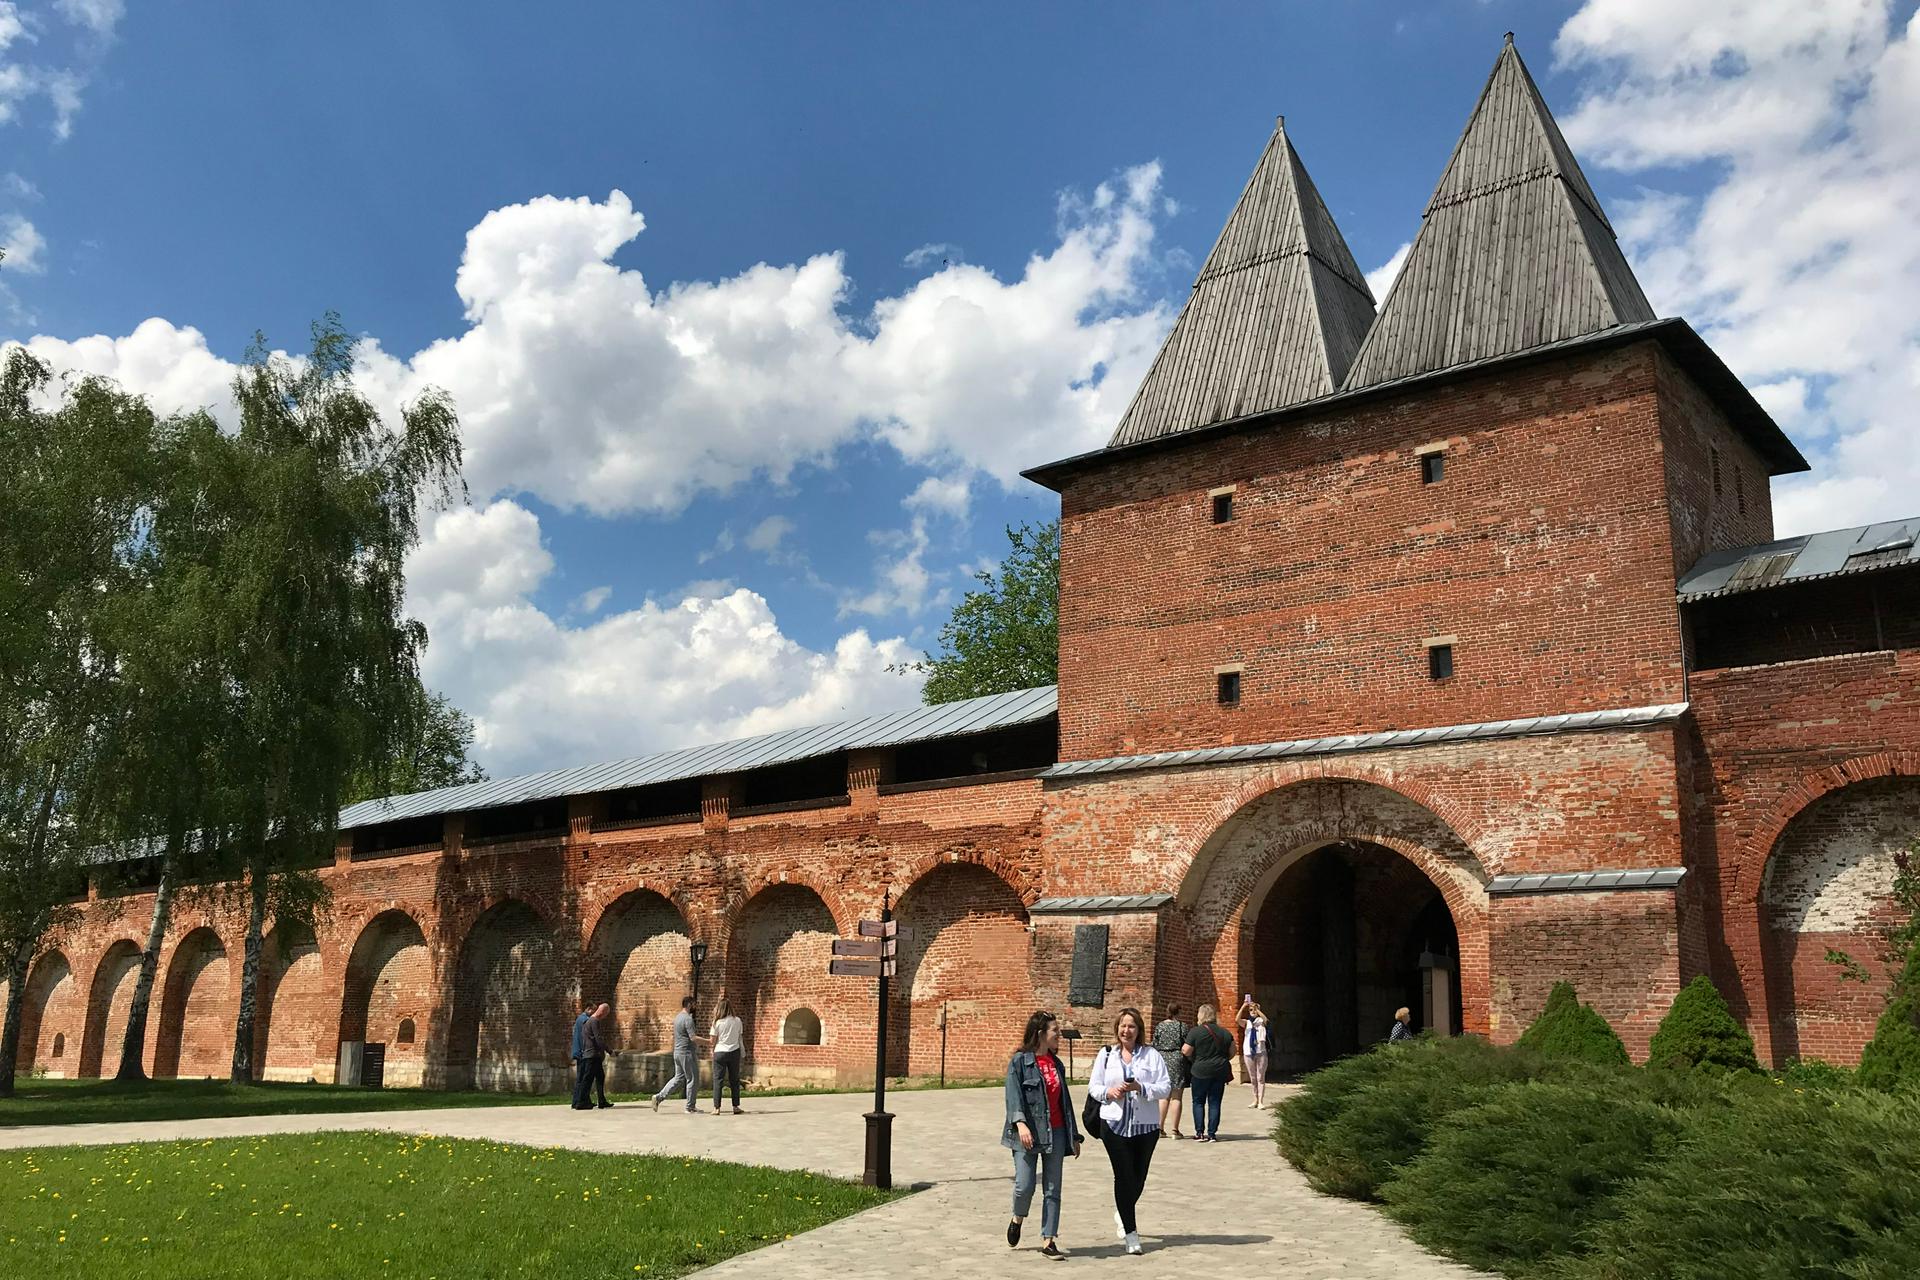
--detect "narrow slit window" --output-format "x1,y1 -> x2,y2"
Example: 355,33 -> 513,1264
1427,644 -> 1454,681
1735,469 -> 1746,514
1216,670 -> 1242,707
1420,453 -> 1445,485
1711,446 -> 1722,497
1210,490 -> 1234,524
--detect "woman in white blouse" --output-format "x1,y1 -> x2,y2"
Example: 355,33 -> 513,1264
1086,1006 -> 1171,1255
709,1000 -> 745,1114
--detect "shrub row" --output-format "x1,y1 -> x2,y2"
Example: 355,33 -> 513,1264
1276,978 -> 1920,1278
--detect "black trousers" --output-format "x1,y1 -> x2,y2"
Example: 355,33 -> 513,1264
1100,1129 -> 1160,1233
713,1049 -> 743,1108
572,1055 -> 607,1108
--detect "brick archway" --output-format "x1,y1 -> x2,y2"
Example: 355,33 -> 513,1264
78,939 -> 143,1079
338,909 -> 432,1087
1733,752 -> 1920,907
726,882 -> 841,1084
887,860 -> 1035,1081
446,898 -> 568,1093
583,889 -> 692,1072
1741,758 -> 1920,1067
15,950 -> 76,1077
153,927 -> 229,1079
1174,776 -> 1491,1044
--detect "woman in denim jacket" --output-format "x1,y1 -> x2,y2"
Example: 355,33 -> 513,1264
1002,1009 -> 1082,1257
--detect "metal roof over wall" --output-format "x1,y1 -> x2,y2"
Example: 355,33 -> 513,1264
340,685 -> 1058,832
1678,518 -> 1920,602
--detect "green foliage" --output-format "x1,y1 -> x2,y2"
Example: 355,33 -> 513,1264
911,520 -> 1057,703
1857,844 -> 1920,1092
1856,980 -> 1920,1091
1384,1081 -> 1687,1275
1647,975 -> 1761,1074
1517,981 -> 1632,1067
1558,1089 -> 1920,1280
344,684 -> 487,804
1277,1035 -> 1544,1200
0,348 -> 160,1096
1773,1057 -> 1856,1092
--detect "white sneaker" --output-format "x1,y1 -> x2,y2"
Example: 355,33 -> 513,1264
1114,1210 -> 1125,1240
1124,1232 -> 1142,1255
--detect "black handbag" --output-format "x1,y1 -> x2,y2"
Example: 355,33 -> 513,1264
1081,1047 -> 1108,1140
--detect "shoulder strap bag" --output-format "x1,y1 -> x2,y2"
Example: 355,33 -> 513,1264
1081,1047 -> 1109,1141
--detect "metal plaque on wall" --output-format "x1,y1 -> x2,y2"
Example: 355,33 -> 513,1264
1068,924 -> 1109,1007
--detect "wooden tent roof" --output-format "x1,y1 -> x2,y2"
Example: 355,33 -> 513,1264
1108,118 -> 1376,448
1341,35 -> 1655,391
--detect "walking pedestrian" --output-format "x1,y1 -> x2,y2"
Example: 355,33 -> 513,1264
651,995 -> 705,1113
1150,1005 -> 1189,1139
1388,1006 -> 1415,1044
1181,1004 -> 1235,1142
1237,996 -> 1271,1108
1002,1009 -> 1081,1259
1087,1007 -> 1170,1255
710,999 -> 745,1114
571,1002 -> 614,1109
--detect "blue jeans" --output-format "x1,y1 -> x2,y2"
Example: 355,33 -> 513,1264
1190,1073 -> 1226,1137
1010,1127 -> 1066,1238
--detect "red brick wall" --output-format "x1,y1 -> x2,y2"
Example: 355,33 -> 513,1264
1055,343 -> 1689,762
14,951 -> 79,1077
154,928 -> 231,1079
340,910 -> 431,1088
257,926 -> 328,1082
79,939 -> 142,1079
1688,649 -> 1920,1065
1490,889 -> 1683,1055
728,884 -> 841,1084
890,861 -> 1036,1081
448,900 -> 568,1093
1654,348 -> 1775,574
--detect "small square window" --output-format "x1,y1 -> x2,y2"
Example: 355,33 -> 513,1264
1216,670 -> 1242,706
1428,644 -> 1454,680
1420,453 -> 1445,485
1211,491 -> 1234,523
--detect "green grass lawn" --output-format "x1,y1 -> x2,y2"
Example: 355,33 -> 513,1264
2,1074 -> 1005,1129
0,1078 -> 556,1128
1,1132 -> 899,1278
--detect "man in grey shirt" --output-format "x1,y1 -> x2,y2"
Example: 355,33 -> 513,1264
652,995 -> 705,1113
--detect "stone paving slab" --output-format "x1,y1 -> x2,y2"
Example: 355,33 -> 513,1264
0,1083 -> 1480,1276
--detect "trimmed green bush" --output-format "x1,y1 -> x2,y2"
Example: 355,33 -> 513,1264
1383,1081 -> 1687,1276
1557,1089 -> 1920,1280
1774,1057 -> 1855,1092
1857,947 -> 1920,1092
1518,981 -> 1631,1067
1646,975 -> 1760,1073
1280,1035 -> 1543,1200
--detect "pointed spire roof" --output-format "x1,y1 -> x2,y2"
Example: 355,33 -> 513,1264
1342,35 -> 1654,391
1108,118 -> 1376,449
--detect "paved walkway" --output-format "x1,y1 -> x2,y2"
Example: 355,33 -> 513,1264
0,1084 -> 1479,1277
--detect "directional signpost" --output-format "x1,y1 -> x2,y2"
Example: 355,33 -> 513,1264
831,894 -> 896,1188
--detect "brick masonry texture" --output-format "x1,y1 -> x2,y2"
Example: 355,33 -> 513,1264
14,337 -> 1919,1086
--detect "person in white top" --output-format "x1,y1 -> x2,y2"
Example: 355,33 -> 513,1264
709,999 -> 746,1114
1237,996 -> 1271,1108
1086,1007 -> 1171,1256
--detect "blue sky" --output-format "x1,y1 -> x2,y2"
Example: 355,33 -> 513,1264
6,2 -> 1919,776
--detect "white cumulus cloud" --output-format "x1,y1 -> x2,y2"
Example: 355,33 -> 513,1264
408,499 -> 922,776
1556,0 -> 1920,536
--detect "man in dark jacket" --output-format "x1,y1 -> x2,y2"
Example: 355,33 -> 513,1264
571,1003 -> 614,1109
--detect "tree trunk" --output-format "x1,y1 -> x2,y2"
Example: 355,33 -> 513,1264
115,853 -> 176,1082
0,939 -> 34,1098
229,866 -> 268,1083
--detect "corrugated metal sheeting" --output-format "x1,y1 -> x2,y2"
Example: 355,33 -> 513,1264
1041,702 -> 1688,781
1108,119 -> 1376,448
1488,867 -> 1686,895
340,685 -> 1058,832
1341,37 -> 1654,391
1678,518 -> 1920,601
